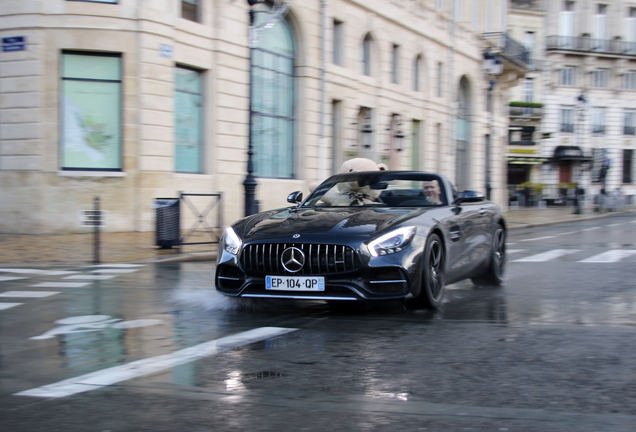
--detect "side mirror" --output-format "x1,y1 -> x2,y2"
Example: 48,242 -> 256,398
454,190 -> 485,205
287,191 -> 303,205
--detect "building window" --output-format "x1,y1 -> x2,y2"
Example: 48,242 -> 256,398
181,0 -> 198,22
251,6 -> 295,178
454,0 -> 463,21
525,32 -> 535,68
560,107 -> 574,133
437,62 -> 443,97
436,0 -> 444,11
175,66 -> 203,173
68,0 -> 117,3
61,52 -> 122,170
392,44 -> 400,84
627,8 -> 636,54
624,149 -> 634,184
592,69 -> 608,88
362,33 -> 372,76
470,0 -> 479,30
413,55 -> 422,92
333,20 -> 343,66
560,67 -> 575,86
591,107 -> 606,134
625,110 -> 636,135
624,71 -> 636,89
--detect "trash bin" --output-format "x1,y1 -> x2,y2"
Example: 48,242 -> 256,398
154,198 -> 180,248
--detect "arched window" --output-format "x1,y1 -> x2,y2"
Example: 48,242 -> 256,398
362,33 -> 373,76
251,5 -> 296,178
455,77 -> 471,190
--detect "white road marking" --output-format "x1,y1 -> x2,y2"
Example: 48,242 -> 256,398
15,326 -> 298,398
0,302 -> 23,310
506,243 -> 516,246
90,269 -> 139,274
0,291 -> 60,298
44,271 -> 78,276
507,249 -> 525,254
557,231 -> 578,236
0,269 -> 45,274
513,249 -> 581,262
0,276 -> 27,282
607,223 -> 622,227
578,250 -> 636,263
518,236 -> 556,242
89,264 -> 146,268
31,282 -> 91,288
582,227 -> 601,231
63,275 -> 117,280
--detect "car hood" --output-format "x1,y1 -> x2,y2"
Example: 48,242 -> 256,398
233,206 -> 428,243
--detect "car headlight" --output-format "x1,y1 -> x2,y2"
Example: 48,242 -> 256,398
222,227 -> 242,255
367,226 -> 416,257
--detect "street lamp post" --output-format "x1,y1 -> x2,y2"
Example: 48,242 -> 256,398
573,94 -> 587,214
482,50 -> 503,201
243,0 -> 292,216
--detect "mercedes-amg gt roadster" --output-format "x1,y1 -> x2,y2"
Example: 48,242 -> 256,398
215,171 -> 506,308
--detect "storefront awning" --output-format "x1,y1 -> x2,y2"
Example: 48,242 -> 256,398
553,145 -> 593,162
507,156 -> 549,165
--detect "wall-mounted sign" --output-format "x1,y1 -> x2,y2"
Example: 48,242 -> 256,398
160,43 -> 173,58
2,36 -> 26,52
509,149 -> 537,154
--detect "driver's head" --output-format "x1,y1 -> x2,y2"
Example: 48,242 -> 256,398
423,180 -> 440,197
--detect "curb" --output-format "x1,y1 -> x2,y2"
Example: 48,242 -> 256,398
506,209 -> 634,230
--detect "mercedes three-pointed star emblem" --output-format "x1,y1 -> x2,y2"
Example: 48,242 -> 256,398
281,247 -> 305,273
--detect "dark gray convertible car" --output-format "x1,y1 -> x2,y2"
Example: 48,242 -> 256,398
215,171 -> 506,308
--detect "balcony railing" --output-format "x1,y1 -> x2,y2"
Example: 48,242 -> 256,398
510,0 -> 543,10
592,125 -> 606,134
625,126 -> 636,135
509,106 -> 543,117
482,32 -> 530,69
547,35 -> 636,56
560,123 -> 574,133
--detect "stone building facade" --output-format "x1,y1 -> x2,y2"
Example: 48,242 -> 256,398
542,0 -> 636,200
0,0 -> 520,235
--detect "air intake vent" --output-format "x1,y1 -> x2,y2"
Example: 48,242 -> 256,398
240,244 -> 360,275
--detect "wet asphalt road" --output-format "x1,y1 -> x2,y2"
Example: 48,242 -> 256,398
1,213 -> 636,431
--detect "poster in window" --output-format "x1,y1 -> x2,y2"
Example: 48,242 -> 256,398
62,80 -> 121,169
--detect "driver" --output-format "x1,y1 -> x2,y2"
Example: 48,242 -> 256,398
423,180 -> 442,205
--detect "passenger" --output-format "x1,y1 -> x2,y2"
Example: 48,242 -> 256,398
423,180 -> 442,205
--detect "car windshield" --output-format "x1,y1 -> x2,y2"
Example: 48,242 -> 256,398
303,172 -> 448,208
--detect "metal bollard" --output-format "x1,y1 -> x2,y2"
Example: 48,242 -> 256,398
93,196 -> 100,264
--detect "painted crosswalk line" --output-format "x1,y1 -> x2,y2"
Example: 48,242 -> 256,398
90,269 -> 139,274
0,302 -> 23,310
63,275 -> 118,280
513,249 -> 581,262
507,249 -> 525,254
0,276 -> 27,282
519,236 -> 556,242
15,326 -> 298,398
0,291 -> 60,298
89,264 -> 146,268
578,250 -> 636,263
0,269 -> 46,274
31,282 -> 91,288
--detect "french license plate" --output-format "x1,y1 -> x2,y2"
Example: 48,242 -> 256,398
266,275 -> 325,291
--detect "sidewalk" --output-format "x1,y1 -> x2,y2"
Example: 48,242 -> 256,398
0,206 -> 633,265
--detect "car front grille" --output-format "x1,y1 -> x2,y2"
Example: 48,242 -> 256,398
240,243 -> 361,275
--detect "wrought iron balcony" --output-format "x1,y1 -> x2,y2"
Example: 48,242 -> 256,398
482,32 -> 530,70
547,35 -> 636,56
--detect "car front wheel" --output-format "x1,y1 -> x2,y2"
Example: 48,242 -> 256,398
409,233 -> 445,309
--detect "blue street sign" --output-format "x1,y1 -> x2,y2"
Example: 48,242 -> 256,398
2,36 -> 26,52
159,43 -> 173,59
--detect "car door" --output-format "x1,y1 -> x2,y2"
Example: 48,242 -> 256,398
444,201 -> 482,282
